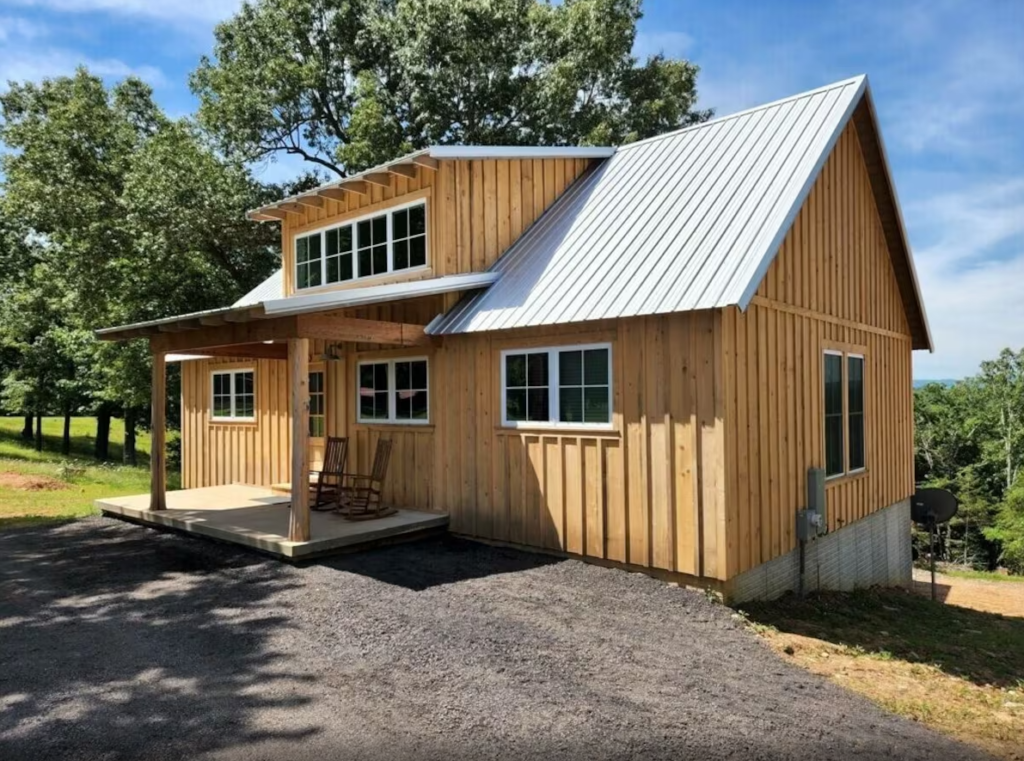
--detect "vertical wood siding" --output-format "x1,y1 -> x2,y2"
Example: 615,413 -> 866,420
721,120 -> 915,578
432,313 -> 727,581
280,158 -> 591,296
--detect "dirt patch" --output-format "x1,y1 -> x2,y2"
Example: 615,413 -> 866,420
0,472 -> 68,491
912,568 -> 1024,618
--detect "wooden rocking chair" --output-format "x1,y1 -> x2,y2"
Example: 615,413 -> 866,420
337,438 -> 396,521
311,436 -> 349,511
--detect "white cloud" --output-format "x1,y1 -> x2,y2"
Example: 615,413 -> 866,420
0,15 -> 48,40
3,0 -> 242,26
0,47 -> 166,87
910,180 -> 1024,378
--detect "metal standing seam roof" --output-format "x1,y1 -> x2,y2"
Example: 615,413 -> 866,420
428,75 -> 908,337
233,269 -> 284,307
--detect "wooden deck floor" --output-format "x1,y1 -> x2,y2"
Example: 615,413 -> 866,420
96,485 -> 449,560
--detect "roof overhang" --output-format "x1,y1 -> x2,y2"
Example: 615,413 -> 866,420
96,272 -> 500,342
246,146 -> 615,221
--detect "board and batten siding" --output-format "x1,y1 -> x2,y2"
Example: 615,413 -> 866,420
433,313 -> 727,581
280,158 -> 592,296
721,119 -> 916,579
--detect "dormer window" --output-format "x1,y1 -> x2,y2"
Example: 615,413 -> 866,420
294,200 -> 427,290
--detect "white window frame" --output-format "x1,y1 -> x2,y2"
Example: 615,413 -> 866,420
822,349 -> 866,479
293,198 -> 429,292
500,343 -> 613,430
356,356 -> 430,425
210,368 -> 256,423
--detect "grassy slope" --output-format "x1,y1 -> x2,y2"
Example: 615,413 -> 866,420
740,588 -> 1024,760
0,416 -> 177,529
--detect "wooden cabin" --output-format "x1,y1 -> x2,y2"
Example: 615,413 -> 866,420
97,75 -> 932,601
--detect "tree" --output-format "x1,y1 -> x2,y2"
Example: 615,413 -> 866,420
191,0 -> 712,175
1,68 -> 282,462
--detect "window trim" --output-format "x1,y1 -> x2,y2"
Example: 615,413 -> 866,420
356,356 -> 431,426
500,343 -> 614,430
822,349 -> 866,480
210,368 -> 256,423
293,198 -> 429,292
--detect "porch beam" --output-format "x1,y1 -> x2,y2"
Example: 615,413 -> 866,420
151,316 -> 299,354
288,338 -> 311,542
296,314 -> 432,346
201,343 -> 288,360
150,350 -> 167,511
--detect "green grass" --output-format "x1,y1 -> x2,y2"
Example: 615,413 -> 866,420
739,588 -> 1024,759
941,567 -> 1024,583
0,416 -> 177,530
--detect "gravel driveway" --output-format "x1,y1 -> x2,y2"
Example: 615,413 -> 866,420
0,517 -> 990,761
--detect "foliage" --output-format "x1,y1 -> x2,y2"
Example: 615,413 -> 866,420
191,0 -> 712,175
915,348 -> 1024,574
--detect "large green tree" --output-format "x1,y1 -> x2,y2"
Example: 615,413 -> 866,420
0,69 -> 281,461
191,0 -> 711,175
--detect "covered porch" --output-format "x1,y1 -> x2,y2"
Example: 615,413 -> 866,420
96,485 -> 449,560
95,274 -> 491,555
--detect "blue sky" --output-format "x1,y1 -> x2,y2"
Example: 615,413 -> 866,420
1,0 -> 1022,379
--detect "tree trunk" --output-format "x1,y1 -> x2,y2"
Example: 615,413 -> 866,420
34,413 -> 43,452
123,407 -> 137,467
62,409 -> 72,456
21,414 -> 33,440
95,404 -> 112,461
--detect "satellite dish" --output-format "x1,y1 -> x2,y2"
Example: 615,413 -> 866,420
911,488 -> 959,525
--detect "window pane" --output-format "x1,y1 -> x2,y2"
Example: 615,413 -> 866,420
326,256 -> 340,283
374,391 -> 389,418
527,388 -> 549,421
410,205 -> 425,235
296,237 -> 308,264
583,386 -> 610,424
310,417 -> 325,438
410,389 -> 428,419
393,208 -> 408,239
393,240 -> 409,271
236,372 -> 254,395
584,349 -> 609,385
359,393 -> 376,420
213,374 -> 229,395
236,396 -> 254,419
339,253 -> 353,281
306,262 -> 322,288
309,371 -> 323,393
372,215 -> 386,243
849,413 -> 864,470
824,353 -> 844,475
559,350 -> 583,386
358,249 -> 371,278
395,361 -> 411,390
848,356 -> 864,415
527,353 -> 549,386
326,229 -> 338,256
410,236 -> 426,267
213,396 -> 231,418
297,262 -> 310,290
395,392 -> 411,420
357,220 -> 371,247
338,226 -> 352,253
374,363 -> 388,389
559,387 -> 583,423
506,388 -> 527,421
359,364 -> 376,389
372,244 -> 387,274
506,354 -> 526,387
308,234 -> 322,261
411,360 -> 427,389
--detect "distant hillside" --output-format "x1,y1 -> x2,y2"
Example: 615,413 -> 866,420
913,379 -> 958,388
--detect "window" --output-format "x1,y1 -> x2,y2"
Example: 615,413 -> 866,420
211,369 -> 255,421
309,370 -> 326,438
294,200 -> 428,290
823,350 -> 866,477
358,358 -> 429,424
502,344 -> 612,428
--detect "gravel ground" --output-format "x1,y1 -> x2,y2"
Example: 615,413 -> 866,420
0,517 -> 992,761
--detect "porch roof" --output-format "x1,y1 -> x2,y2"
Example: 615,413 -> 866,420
95,272 -> 499,342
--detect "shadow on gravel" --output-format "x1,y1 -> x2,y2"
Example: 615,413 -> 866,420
0,519 -> 318,759
312,535 -> 563,591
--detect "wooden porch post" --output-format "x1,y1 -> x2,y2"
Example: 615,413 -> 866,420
288,338 -> 311,542
150,348 -> 167,511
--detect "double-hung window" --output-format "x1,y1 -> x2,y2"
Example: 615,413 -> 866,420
823,350 -> 865,477
294,201 -> 427,290
211,369 -> 255,421
502,344 -> 612,428
357,358 -> 429,424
